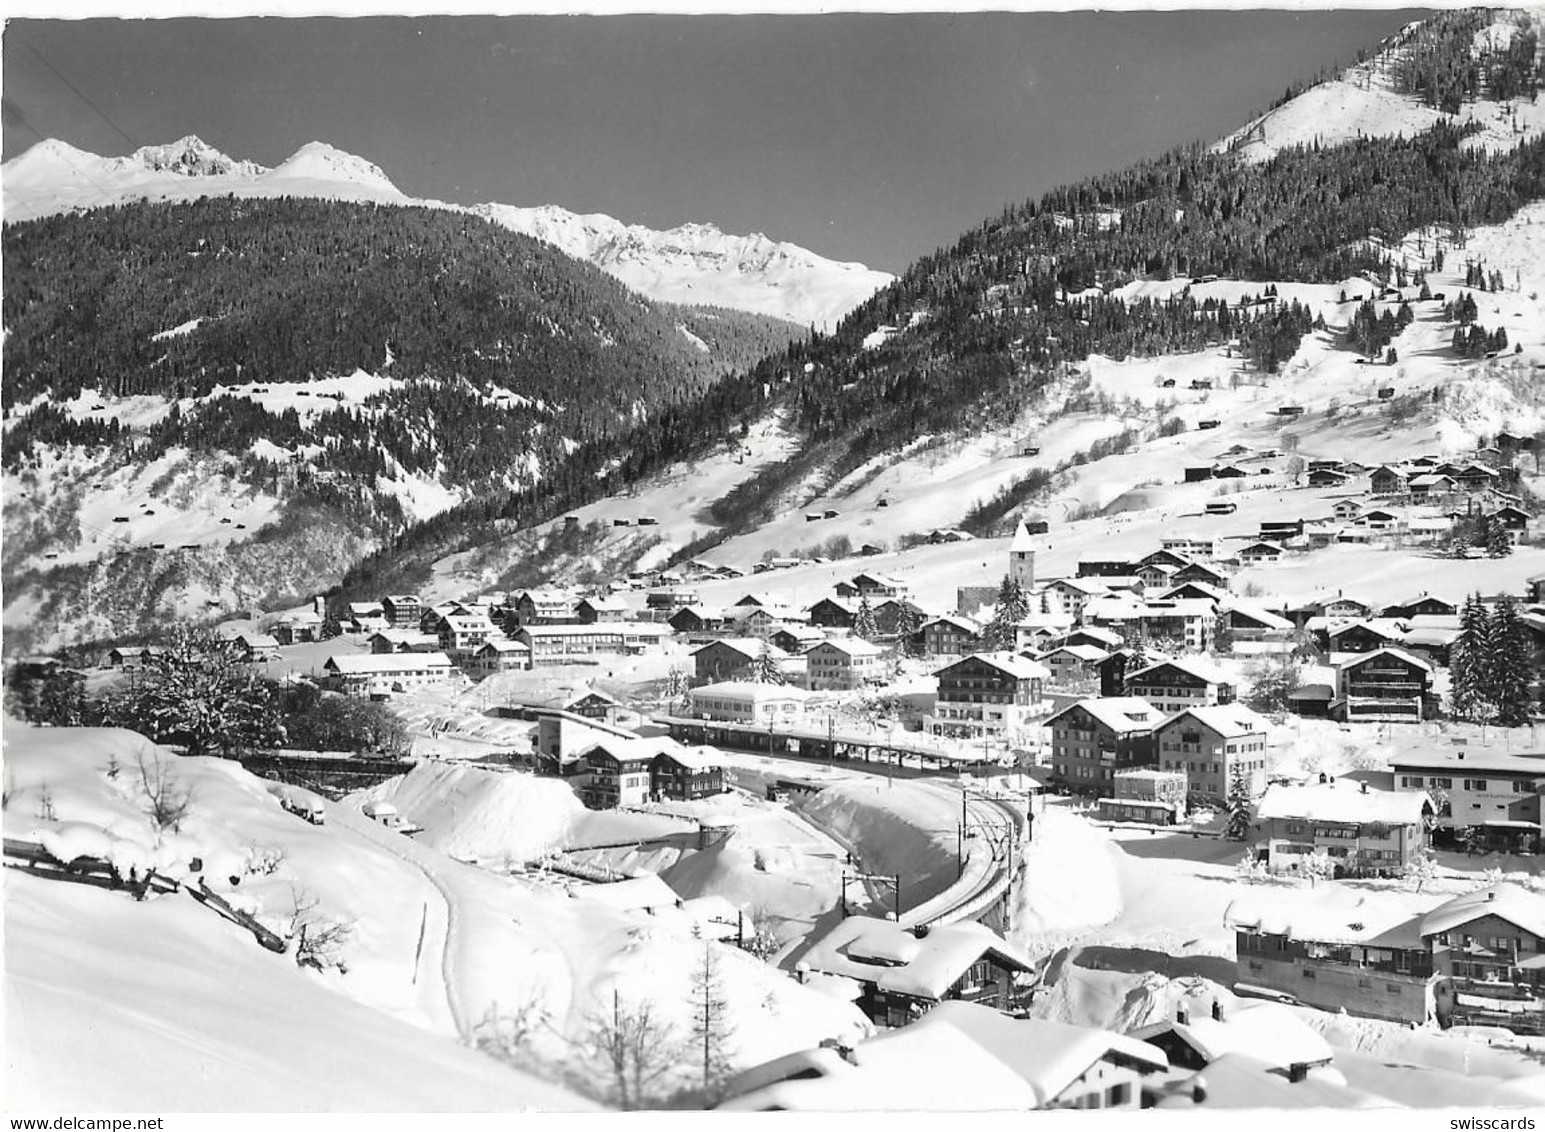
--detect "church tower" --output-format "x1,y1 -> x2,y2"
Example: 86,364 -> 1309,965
1009,521 -> 1036,590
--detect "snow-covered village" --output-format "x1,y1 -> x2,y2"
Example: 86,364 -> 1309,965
6,5 -> 1545,1120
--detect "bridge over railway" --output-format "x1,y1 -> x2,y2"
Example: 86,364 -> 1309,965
654,714 -> 996,775
235,751 -> 416,798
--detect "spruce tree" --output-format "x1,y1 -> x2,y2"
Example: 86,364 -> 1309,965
1224,764 -> 1255,840
854,594 -> 879,641
1486,515 -> 1514,558
894,603 -> 922,658
982,575 -> 1028,652
1451,593 -> 1494,721
750,642 -> 785,685
1491,601 -> 1534,726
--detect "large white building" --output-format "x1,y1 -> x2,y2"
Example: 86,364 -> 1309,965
688,681 -> 809,724
324,652 -> 455,697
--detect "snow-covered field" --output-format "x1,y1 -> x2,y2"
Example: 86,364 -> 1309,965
2,724 -> 869,1110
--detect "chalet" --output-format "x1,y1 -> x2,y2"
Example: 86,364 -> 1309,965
669,605 -> 733,635
512,587 -> 578,626
1368,466 -> 1408,496
1042,577 -> 1105,619
1218,601 -> 1293,645
1255,779 -> 1431,876
324,652 -> 454,697
1184,467 -> 1214,483
1125,658 -> 1234,715
1046,697 -> 1161,792
770,626 -> 825,655
1454,464 -> 1500,492
1335,647 -> 1435,722
273,611 -> 323,645
873,598 -> 927,639
798,918 -> 1037,1027
1237,541 -> 1284,566
1357,508 -> 1402,533
1136,562 -> 1179,590
1226,882 -> 1545,1035
735,605 -> 793,638
1062,625 -> 1124,651
688,681 -> 809,724
917,614 -> 979,657
1213,465 -> 1248,479
1160,537 -> 1221,561
1325,620 -> 1400,654
1098,769 -> 1188,825
1276,405 -> 1305,417
1390,749 -> 1545,853
575,595 -> 629,623
104,645 -> 166,668
806,638 -> 886,691
233,632 -> 281,663
930,652 -> 1050,738
1154,704 -> 1270,801
692,638 -> 772,685
1259,520 -> 1305,544
650,747 -> 726,801
512,686 -> 620,722
581,737 -> 671,808
1096,649 -> 1135,697
927,528 -> 978,545
1203,501 -> 1236,515
1140,549 -> 1192,571
1491,504 -> 1531,534
1133,599 -> 1218,653
368,628 -> 441,654
1379,594 -> 1456,619
1039,644 -> 1108,686
437,614 -> 495,656
809,597 -> 858,630
1332,499 -> 1364,521
1407,473 -> 1458,499
1132,1001 -> 1336,1086
1286,595 -> 1370,625
465,638 -> 531,675
1197,419 -> 1221,430
835,572 -> 908,600
1529,571 -> 1545,604
380,594 -> 423,628
1307,459 -> 1344,473
1307,468 -> 1350,488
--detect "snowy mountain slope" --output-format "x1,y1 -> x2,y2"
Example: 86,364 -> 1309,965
455,199 -> 1545,614
1,136 -> 890,329
472,203 -> 892,330
2,724 -> 869,1109
1216,8 -> 1545,163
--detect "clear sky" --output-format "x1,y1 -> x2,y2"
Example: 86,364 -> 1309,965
4,11 -> 1427,272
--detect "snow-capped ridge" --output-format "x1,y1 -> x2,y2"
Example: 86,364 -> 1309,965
113,135 -> 266,179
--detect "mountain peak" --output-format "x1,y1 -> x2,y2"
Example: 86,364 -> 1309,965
120,135 -> 266,178
272,142 -> 402,196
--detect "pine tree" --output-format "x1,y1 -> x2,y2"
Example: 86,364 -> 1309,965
1451,593 -> 1494,721
1490,601 -> 1534,726
894,603 -> 922,658
1486,515 -> 1514,558
982,575 -> 1029,652
854,595 -> 879,641
750,642 -> 785,685
1224,763 -> 1254,840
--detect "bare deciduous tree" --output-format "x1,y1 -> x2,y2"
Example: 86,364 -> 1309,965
582,990 -> 682,1110
287,885 -> 355,973
136,748 -> 193,831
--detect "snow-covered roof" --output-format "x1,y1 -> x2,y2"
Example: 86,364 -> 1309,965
326,652 -> 453,674
1063,624 -> 1122,645
810,637 -> 886,658
581,735 -> 684,765
922,613 -> 981,633
800,917 -> 1035,1001
1153,1053 -> 1390,1110
577,594 -> 628,611
476,639 -> 530,655
1419,883 -> 1545,941
1256,781 -> 1429,826
917,1003 -> 1168,1102
1157,704 -> 1269,739
1128,657 -> 1230,685
654,745 -> 723,771
1388,748 -> 1545,776
693,637 -> 783,659
1046,697 -> 1162,734
690,680 -> 808,702
1224,890 -> 1426,949
238,632 -> 280,649
1222,600 -> 1293,631
369,628 -> 439,646
1009,522 -> 1038,553
1132,1001 -> 1332,1071
940,651 -> 1049,681
1335,646 -> 1433,674
1043,643 -> 1109,663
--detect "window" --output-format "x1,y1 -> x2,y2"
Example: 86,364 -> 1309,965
1464,779 -> 1490,792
